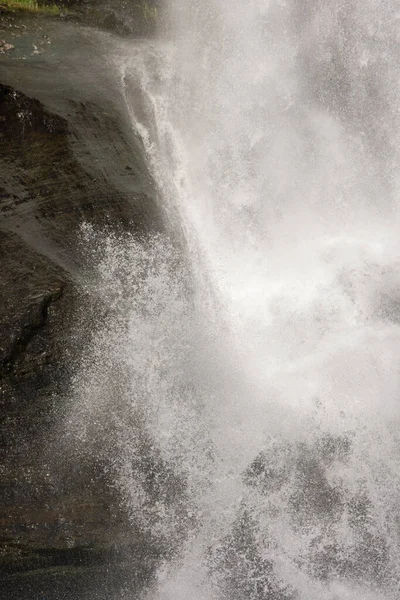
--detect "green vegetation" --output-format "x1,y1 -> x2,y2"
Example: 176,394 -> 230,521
1,0 -> 63,15
138,1 -> 157,21
0,0 -> 155,21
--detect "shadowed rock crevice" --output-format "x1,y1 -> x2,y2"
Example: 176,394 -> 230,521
1,285 -> 63,376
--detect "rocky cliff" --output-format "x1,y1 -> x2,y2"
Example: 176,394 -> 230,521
0,8 -> 164,598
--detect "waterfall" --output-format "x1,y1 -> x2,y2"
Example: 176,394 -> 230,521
70,2 -> 400,598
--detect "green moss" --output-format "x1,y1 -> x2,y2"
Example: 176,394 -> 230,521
1,0 -> 63,15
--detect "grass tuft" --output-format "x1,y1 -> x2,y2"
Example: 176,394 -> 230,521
1,0 -> 63,15
137,2 -> 157,21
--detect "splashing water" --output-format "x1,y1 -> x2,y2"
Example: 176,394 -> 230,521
71,2 -> 400,599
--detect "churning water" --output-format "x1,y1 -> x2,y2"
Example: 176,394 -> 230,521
71,2 -> 400,599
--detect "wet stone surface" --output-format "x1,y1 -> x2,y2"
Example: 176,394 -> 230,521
0,8 -> 164,598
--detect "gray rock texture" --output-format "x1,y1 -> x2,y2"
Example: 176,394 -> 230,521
0,10 -> 164,598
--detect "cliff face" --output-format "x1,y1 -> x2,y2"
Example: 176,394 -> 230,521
0,11 -> 163,599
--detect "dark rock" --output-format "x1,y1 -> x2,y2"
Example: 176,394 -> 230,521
0,14 -> 166,597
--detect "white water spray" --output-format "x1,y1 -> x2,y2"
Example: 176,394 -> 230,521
70,2 -> 400,599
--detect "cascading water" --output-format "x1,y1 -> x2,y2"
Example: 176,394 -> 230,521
68,2 -> 400,599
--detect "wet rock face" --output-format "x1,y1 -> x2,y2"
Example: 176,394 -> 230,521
0,82 -> 162,269
63,0 -> 160,37
0,14 -> 165,597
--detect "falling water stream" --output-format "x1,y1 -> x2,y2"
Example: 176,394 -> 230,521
70,2 -> 400,599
